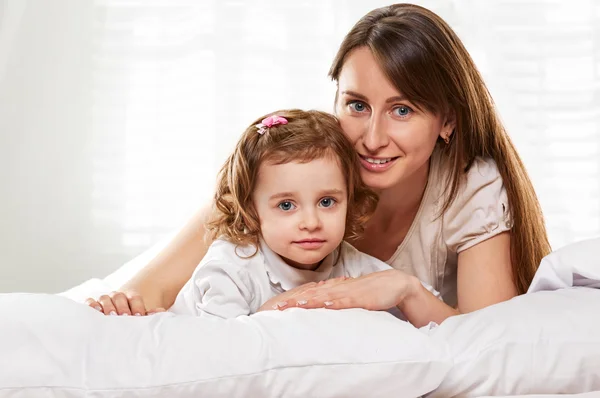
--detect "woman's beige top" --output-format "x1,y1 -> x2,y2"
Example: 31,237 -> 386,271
387,150 -> 513,307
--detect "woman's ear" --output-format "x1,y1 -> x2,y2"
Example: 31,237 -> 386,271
439,110 -> 456,142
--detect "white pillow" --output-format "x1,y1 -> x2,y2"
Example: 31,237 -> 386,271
0,293 -> 451,398
426,287 -> 600,397
528,237 -> 600,291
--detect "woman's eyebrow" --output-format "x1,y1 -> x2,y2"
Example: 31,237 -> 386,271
341,90 -> 369,101
341,90 -> 407,103
385,95 -> 408,103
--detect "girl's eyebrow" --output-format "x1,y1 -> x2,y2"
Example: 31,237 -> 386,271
269,192 -> 296,200
268,189 -> 345,201
341,90 -> 407,104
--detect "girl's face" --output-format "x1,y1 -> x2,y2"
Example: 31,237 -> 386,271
335,47 -> 455,191
252,156 -> 347,270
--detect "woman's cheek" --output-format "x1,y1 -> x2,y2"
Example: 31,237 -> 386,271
339,117 -> 362,143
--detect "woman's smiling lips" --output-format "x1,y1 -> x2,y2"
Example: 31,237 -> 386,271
358,154 -> 399,172
293,239 -> 326,249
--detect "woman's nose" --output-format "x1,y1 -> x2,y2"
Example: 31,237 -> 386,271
362,115 -> 389,153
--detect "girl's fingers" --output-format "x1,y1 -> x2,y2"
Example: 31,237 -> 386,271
147,307 -> 166,315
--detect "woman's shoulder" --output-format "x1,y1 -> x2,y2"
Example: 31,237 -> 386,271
432,155 -> 512,253
430,150 -> 502,188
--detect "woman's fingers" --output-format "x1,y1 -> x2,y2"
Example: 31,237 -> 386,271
97,294 -> 118,315
126,293 -> 147,316
85,298 -> 103,313
257,282 -> 319,312
86,291 -> 153,316
283,284 -> 346,309
304,295 -> 355,310
109,291 -> 132,315
324,276 -> 350,285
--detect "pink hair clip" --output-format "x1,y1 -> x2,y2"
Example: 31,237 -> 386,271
256,115 -> 288,135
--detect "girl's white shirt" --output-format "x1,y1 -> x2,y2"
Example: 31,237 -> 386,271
170,238 -> 430,318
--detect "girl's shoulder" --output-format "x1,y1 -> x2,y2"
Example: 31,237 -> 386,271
204,238 -> 262,267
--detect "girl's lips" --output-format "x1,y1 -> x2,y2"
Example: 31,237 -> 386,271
293,240 -> 326,249
358,155 -> 399,172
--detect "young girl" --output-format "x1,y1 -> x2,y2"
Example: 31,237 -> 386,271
170,109 -> 413,318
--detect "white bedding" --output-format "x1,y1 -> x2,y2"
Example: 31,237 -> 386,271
482,394 -> 600,398
0,293 -> 451,398
2,236 -> 599,397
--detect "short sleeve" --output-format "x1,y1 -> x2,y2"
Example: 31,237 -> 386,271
443,157 -> 512,254
170,261 -> 255,319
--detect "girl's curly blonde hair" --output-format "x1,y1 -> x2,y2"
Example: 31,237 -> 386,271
206,109 -> 378,250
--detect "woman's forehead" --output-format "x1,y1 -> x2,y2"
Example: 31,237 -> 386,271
337,47 -> 405,100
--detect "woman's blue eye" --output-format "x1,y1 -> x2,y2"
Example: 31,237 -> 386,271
278,201 -> 295,211
349,101 -> 367,112
319,198 -> 336,208
394,105 -> 412,117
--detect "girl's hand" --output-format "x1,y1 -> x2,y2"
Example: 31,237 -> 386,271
272,269 -> 419,311
257,276 -> 350,312
85,291 -> 166,316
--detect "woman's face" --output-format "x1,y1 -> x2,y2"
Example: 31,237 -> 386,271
335,46 -> 454,191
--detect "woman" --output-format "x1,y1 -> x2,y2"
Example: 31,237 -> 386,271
86,4 -> 550,327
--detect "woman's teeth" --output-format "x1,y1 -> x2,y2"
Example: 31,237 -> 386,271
364,157 -> 393,164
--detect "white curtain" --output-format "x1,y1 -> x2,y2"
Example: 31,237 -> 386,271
1,0 -> 599,293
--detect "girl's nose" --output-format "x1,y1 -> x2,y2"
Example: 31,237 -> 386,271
299,209 -> 322,231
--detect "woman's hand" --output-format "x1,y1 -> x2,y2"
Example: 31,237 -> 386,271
266,270 -> 419,312
257,276 -> 350,312
85,291 -> 166,316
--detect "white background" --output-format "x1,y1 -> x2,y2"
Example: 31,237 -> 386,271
1,0 -> 599,293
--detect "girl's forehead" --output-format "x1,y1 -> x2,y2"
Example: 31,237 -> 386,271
256,157 -> 346,188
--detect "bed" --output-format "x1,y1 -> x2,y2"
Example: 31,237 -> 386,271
1,237 -> 599,397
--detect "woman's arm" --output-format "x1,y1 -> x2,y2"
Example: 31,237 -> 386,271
455,231 -> 517,312
87,205 -> 213,315
404,231 -> 517,326
268,232 -> 517,327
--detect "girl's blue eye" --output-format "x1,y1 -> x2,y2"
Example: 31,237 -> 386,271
319,197 -> 336,208
348,101 -> 367,112
394,105 -> 412,117
278,201 -> 295,211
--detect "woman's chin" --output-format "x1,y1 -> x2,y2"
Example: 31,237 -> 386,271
360,172 -> 401,191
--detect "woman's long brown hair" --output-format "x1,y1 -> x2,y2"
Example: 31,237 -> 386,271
329,3 -> 551,294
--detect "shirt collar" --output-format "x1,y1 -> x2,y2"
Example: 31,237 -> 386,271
260,238 -> 337,291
